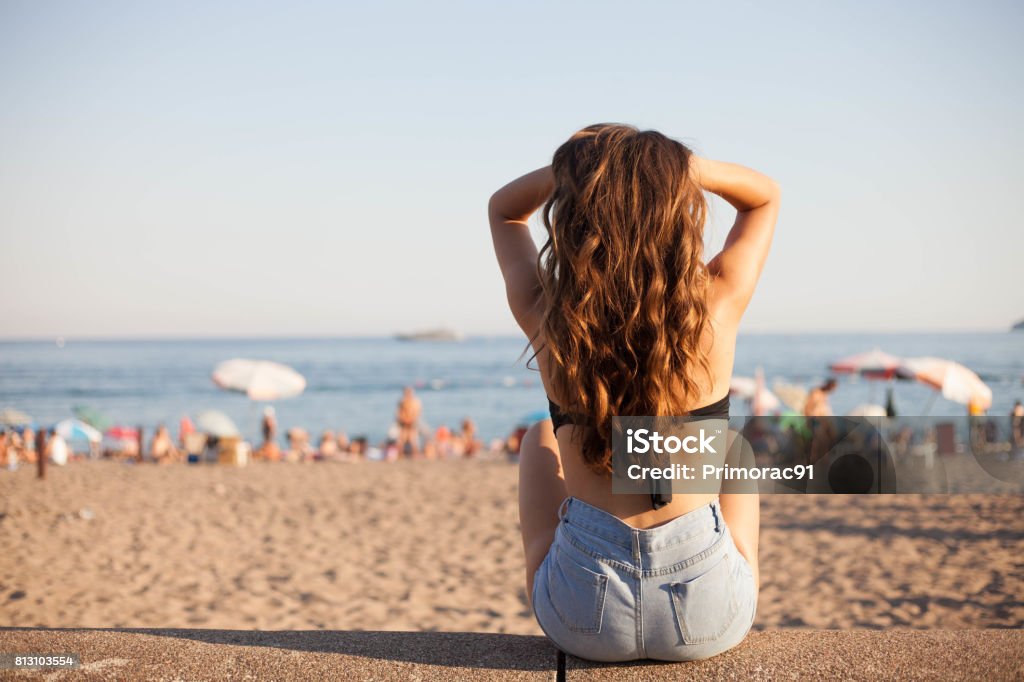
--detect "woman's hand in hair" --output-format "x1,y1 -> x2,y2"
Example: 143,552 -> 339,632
488,166 -> 555,224
690,157 -> 779,213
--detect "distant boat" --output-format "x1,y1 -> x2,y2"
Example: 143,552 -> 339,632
1014,319 -> 1024,331
395,328 -> 464,342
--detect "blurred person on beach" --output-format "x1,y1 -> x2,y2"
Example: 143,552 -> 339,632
506,424 -> 528,455
1012,401 -> 1024,453
103,427 -> 139,460
318,430 -> 338,460
5,430 -> 18,466
182,431 -> 208,464
803,378 -> 836,418
255,407 -> 282,461
434,425 -> 454,458
150,424 -> 180,464
17,427 -> 36,464
805,378 -> 837,464
135,426 -> 145,463
285,427 -> 313,463
254,440 -> 281,462
178,415 -> 195,448
349,436 -> 368,461
0,429 -> 11,471
202,435 -> 219,463
396,387 -> 422,456
750,367 -> 774,417
967,397 -> 986,417
261,407 -> 278,445
490,124 -> 777,661
890,424 -> 915,459
459,417 -> 482,457
46,428 -> 69,466
968,397 -> 987,453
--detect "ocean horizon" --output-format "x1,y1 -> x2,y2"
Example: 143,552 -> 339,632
2,332 -> 1021,444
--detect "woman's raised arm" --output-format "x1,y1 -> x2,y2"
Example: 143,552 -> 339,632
694,157 -> 780,320
488,166 -> 554,336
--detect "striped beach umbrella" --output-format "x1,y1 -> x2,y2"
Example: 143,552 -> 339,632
898,357 -> 992,411
829,349 -> 904,379
73,405 -> 112,432
105,426 -> 138,440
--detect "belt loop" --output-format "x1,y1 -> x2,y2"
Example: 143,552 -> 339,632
558,497 -> 571,522
711,501 -> 721,533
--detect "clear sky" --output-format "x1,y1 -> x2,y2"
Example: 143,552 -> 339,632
1,0 -> 1022,338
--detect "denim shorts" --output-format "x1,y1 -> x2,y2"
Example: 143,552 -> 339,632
532,496 -> 757,662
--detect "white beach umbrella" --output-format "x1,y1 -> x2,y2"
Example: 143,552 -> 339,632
729,375 -> 781,413
54,418 -> 102,443
0,408 -> 33,427
772,382 -> 809,413
729,376 -> 757,397
196,410 -> 241,438
212,359 -> 307,401
898,357 -> 992,410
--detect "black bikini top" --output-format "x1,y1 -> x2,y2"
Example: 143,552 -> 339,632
547,393 -> 730,431
547,393 -> 731,511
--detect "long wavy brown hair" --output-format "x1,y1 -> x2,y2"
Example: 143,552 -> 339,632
538,123 -> 712,475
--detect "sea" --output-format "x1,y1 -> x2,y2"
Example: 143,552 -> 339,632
1,333 -> 1021,444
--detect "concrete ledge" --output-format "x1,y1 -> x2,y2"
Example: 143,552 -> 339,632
567,630 -> 1023,681
0,629 -> 556,681
0,628 -> 1021,681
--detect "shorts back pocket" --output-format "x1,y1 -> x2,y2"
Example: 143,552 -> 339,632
547,545 -> 609,634
669,553 -> 739,645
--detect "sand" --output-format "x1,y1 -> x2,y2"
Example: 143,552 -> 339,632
0,460 -> 1021,633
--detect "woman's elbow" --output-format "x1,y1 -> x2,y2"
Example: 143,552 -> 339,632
488,191 -> 509,222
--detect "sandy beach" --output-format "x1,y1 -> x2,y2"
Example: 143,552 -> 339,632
1,460 -> 1021,633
